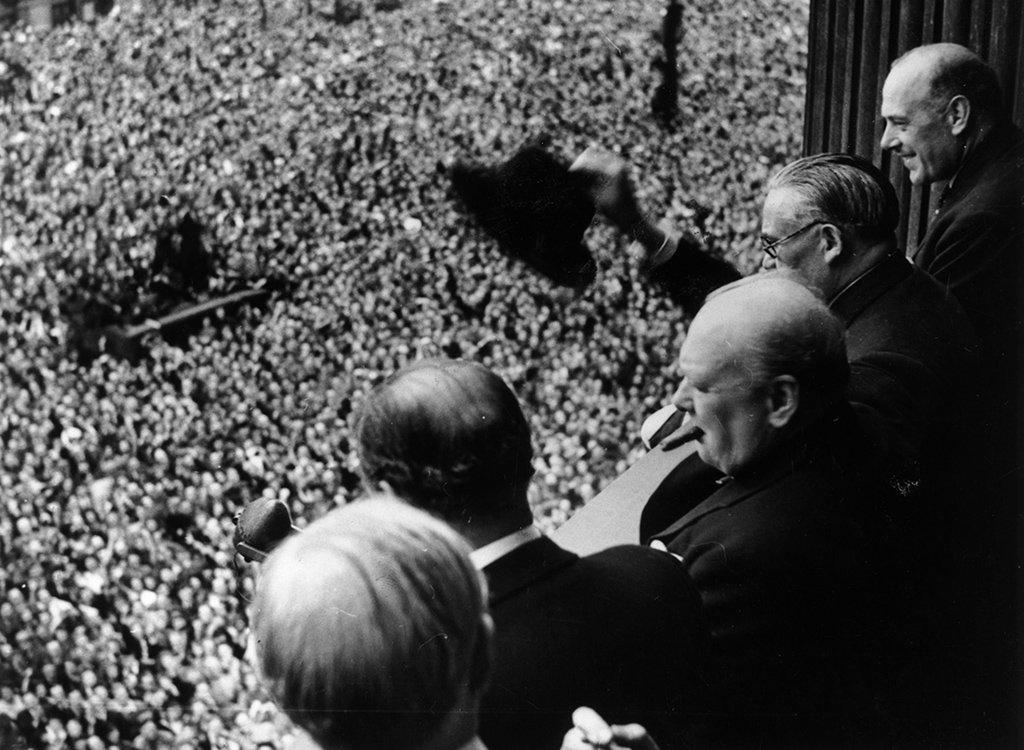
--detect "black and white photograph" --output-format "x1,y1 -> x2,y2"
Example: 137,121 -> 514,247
1,0 -> 1021,747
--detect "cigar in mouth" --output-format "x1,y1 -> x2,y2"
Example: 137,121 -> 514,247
660,422 -> 703,451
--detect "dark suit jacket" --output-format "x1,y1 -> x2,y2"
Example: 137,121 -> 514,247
478,536 -> 709,750
832,253 -> 980,495
641,253 -> 979,541
649,411 -> 889,748
912,123 -> 1024,746
913,123 -> 1024,386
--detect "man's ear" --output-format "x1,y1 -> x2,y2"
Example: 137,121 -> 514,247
766,375 -> 800,428
946,95 -> 971,136
819,223 -> 844,265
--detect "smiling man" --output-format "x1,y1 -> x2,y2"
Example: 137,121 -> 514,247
881,48 -> 1022,744
666,275 -> 845,475
880,44 -> 1022,398
646,274 -> 888,748
880,44 -> 1022,244
880,41 -> 1023,476
879,45 -> 986,187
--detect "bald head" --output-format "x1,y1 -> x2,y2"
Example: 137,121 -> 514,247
701,274 -> 849,405
356,359 -> 534,529
700,273 -> 831,337
882,43 -> 1003,184
673,274 -> 848,474
892,43 -> 1003,123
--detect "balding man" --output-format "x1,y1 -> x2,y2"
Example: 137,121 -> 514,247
881,44 -> 1023,359
882,44 -> 1023,744
355,360 -> 708,750
881,42 -> 1022,478
647,274 -> 889,747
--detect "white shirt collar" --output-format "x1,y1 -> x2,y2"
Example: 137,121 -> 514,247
470,525 -> 542,570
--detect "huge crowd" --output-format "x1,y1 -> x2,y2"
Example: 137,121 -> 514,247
0,0 -> 806,745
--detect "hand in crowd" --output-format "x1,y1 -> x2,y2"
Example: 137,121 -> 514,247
570,147 -> 644,231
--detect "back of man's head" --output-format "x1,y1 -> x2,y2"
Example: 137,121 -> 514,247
356,359 -> 534,527
703,273 -> 849,414
251,496 -> 491,750
769,152 -> 899,248
892,43 -> 1004,126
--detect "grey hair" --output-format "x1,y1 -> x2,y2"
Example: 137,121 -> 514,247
768,153 -> 899,244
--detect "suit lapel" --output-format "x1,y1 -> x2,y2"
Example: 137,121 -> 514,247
651,461 -> 795,543
483,537 -> 578,606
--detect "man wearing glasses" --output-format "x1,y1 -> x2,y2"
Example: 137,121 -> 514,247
571,149 -> 978,530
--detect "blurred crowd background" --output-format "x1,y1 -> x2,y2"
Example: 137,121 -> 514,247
0,0 -> 805,746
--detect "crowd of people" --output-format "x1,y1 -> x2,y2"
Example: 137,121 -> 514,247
0,0 -> 806,746
242,32 -> 1023,747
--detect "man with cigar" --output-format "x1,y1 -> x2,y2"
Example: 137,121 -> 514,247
571,149 -> 979,541
645,274 -> 888,747
572,148 -> 989,741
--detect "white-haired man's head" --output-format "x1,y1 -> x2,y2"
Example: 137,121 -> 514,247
671,273 -> 848,475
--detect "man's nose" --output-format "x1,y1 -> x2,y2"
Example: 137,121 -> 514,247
880,122 -> 897,151
671,381 -> 692,412
761,253 -> 776,271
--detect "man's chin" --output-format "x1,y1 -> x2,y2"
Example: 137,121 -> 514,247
901,157 -> 926,185
694,443 -> 720,471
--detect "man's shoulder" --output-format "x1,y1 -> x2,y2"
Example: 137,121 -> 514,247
846,259 -> 977,352
891,263 -> 978,331
539,541 -> 693,590
483,536 -> 577,602
584,542 -> 691,578
486,539 -> 703,659
945,124 -> 1024,216
669,442 -> 880,569
973,123 -> 1024,182
491,539 -> 694,609
858,259 -> 960,315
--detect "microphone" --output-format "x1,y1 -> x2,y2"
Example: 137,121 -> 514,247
640,404 -> 683,449
639,405 -> 702,451
232,497 -> 301,563
659,421 -> 702,452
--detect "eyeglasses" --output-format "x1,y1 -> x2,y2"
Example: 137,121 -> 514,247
759,220 -> 827,258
